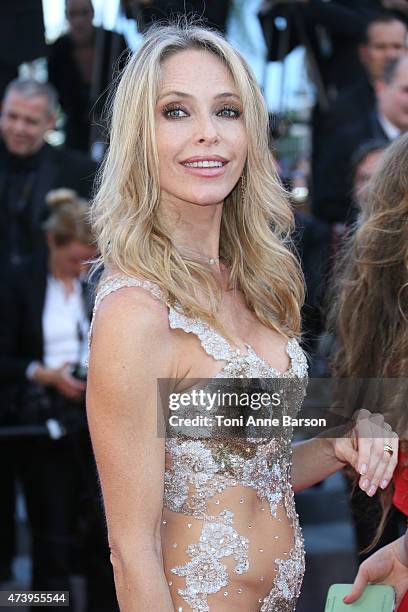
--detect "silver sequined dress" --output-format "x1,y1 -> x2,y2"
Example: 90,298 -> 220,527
91,274 -> 309,612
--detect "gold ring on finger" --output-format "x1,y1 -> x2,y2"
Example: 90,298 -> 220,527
384,443 -> 394,457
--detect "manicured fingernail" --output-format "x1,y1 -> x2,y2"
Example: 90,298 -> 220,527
381,479 -> 388,489
361,479 -> 369,490
368,485 -> 377,496
360,464 -> 368,475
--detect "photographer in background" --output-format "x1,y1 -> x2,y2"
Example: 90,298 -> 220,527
0,189 -> 118,611
259,0 -> 407,101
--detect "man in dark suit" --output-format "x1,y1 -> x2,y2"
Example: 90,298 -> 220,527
312,53 -> 408,224
323,13 -> 407,133
0,77 -> 97,271
312,13 -> 406,200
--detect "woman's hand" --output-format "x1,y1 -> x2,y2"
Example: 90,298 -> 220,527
344,534 -> 408,606
333,409 -> 398,496
33,363 -> 86,400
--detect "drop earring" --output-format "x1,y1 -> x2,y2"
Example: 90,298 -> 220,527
241,173 -> 246,205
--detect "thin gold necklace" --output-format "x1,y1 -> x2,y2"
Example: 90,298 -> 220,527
174,244 -> 221,265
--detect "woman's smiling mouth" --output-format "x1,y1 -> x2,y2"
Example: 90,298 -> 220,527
180,156 -> 229,177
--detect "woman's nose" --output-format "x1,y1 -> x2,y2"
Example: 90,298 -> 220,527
195,115 -> 220,145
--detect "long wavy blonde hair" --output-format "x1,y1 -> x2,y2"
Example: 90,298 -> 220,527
91,20 -> 304,339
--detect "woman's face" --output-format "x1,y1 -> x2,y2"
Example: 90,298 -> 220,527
49,236 -> 97,278
155,49 -> 248,208
353,149 -> 384,209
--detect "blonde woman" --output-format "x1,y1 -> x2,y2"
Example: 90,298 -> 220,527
87,22 -> 398,612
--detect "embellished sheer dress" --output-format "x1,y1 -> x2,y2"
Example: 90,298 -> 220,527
91,274 -> 309,612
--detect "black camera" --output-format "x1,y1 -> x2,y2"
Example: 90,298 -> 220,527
70,363 -> 88,382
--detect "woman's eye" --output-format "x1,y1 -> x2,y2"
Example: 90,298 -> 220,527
163,106 -> 188,119
218,106 -> 241,118
162,105 -> 241,119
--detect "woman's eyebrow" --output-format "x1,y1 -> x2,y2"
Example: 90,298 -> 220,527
157,90 -> 241,101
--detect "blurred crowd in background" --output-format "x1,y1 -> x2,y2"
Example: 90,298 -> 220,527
0,1 -> 408,610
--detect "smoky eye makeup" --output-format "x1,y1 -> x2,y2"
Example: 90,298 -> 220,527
217,105 -> 242,118
161,102 -> 243,120
161,103 -> 188,119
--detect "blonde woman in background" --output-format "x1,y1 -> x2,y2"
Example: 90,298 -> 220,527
87,22 -> 398,612
0,190 -> 118,611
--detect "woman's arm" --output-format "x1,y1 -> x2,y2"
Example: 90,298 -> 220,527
344,530 -> 408,606
291,437 -> 346,493
292,410 -> 398,495
86,287 -> 176,612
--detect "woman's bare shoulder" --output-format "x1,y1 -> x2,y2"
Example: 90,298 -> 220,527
96,282 -> 169,327
90,284 -> 174,371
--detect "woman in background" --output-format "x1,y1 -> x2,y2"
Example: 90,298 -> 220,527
332,133 -> 408,610
0,189 -> 118,611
